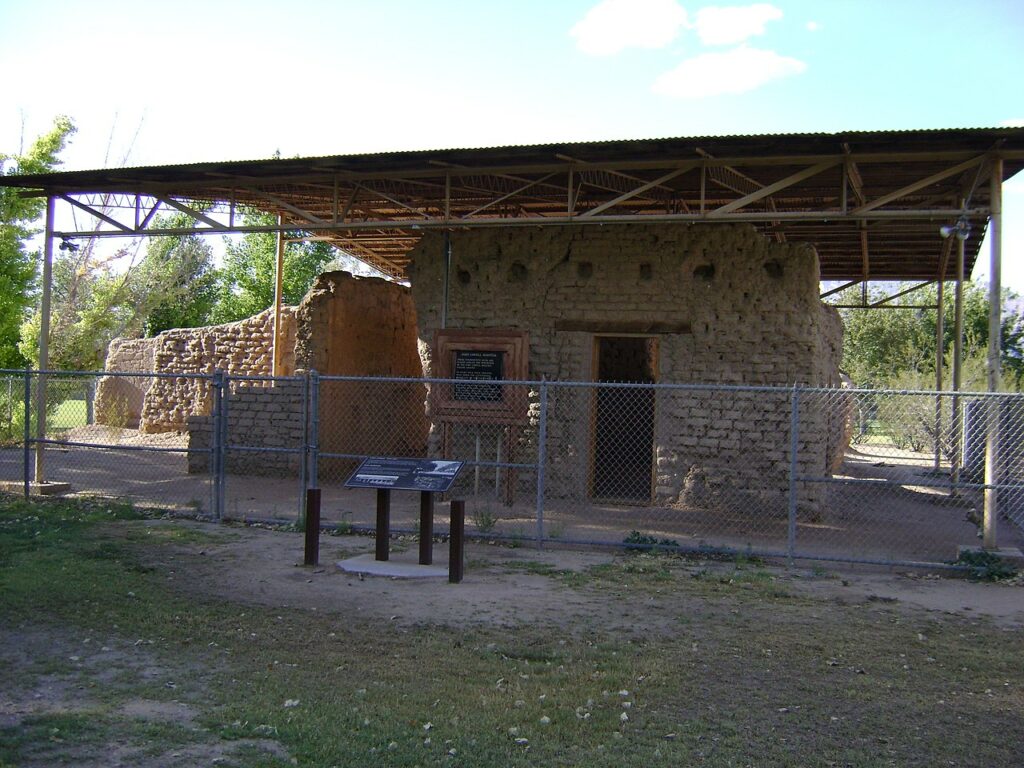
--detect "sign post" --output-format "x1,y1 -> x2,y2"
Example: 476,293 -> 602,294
345,457 -> 465,564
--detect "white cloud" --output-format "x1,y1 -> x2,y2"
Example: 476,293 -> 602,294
806,20 -> 820,32
1000,118 -> 1024,127
693,4 -> 783,46
651,45 -> 806,98
570,0 -> 688,56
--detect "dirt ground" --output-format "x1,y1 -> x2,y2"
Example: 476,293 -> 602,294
133,518 -> 1024,632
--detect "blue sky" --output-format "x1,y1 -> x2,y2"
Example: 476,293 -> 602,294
2,0 -> 1022,288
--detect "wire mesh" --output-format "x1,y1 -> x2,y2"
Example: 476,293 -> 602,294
4,369 -> 1023,568
9,371 -> 214,514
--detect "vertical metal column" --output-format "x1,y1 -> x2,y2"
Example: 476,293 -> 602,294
441,231 -> 451,329
34,196 -> 55,485
216,370 -> 228,521
298,371 -> 310,524
933,277 -> 945,473
951,237 -> 965,491
308,369 -> 319,491
983,158 -> 1003,549
209,371 -> 220,517
787,386 -> 800,562
271,216 -> 285,377
534,379 -> 548,547
22,368 -> 31,498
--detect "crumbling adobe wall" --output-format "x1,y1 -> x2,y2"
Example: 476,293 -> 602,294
295,271 -> 428,478
133,308 -> 296,433
94,337 -> 158,428
407,223 -> 843,516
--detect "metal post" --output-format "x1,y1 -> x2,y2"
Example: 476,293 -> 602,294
209,372 -> 220,517
951,236 -> 965,491
272,215 -> 285,377
85,378 -> 95,425
534,379 -> 548,547
787,386 -> 801,562
495,428 -> 503,498
419,491 -> 434,565
376,488 -> 391,561
441,231 -> 451,329
474,430 -> 481,497
933,277 -> 944,473
304,488 -> 321,566
309,369 -> 319,491
23,368 -> 31,498
449,499 -> 465,583
983,158 -> 1003,550
216,370 -> 228,520
298,372 -> 308,522
34,196 -> 55,485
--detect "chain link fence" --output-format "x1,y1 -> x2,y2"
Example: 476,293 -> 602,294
3,368 -> 1023,568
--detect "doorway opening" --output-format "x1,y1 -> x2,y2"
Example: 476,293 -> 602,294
591,336 -> 657,502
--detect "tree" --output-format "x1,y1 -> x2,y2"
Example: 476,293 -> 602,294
0,116 -> 75,368
209,212 -> 336,324
838,281 -> 1024,391
131,214 -> 218,335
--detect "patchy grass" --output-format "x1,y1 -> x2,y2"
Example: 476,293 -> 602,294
1,495 -> 1022,767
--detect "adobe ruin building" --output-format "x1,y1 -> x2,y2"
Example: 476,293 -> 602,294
97,222 -> 843,514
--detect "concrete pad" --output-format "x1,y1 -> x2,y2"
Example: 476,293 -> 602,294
337,553 -> 449,579
0,481 -> 72,496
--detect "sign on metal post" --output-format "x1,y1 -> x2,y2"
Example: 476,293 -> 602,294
344,457 -> 465,493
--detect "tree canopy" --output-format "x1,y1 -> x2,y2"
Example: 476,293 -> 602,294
838,281 -> 1024,392
0,116 -> 75,368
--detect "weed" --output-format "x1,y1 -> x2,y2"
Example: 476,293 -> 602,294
623,530 -> 679,552
953,549 -> 1019,581
470,501 -> 499,534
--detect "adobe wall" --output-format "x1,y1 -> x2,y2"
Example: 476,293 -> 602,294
295,271 -> 429,477
94,337 -> 158,428
98,308 -> 296,434
407,223 -> 843,516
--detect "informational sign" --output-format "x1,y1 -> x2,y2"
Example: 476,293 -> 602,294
432,329 -> 529,424
344,457 -> 465,493
453,349 -> 504,401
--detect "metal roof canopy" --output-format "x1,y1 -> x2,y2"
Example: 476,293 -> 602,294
3,127 -> 1023,284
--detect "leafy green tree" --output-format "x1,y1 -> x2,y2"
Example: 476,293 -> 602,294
838,281 -> 1024,391
131,214 -> 218,335
0,116 -> 75,368
209,212 -> 335,324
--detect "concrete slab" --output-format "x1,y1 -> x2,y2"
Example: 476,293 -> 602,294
337,553 -> 449,579
0,481 -> 72,496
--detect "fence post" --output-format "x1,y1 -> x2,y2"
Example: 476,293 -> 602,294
219,371 -> 229,520
787,385 -> 801,563
23,368 -> 31,498
309,369 -> 319,492
85,378 -> 95,425
210,370 -> 227,521
535,377 -> 548,548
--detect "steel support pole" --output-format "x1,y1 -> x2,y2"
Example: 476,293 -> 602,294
23,369 -> 31,497
441,231 -> 451,329
272,216 -> 285,377
951,237 -> 965,491
983,158 -> 1002,549
933,276 -> 945,472
534,379 -> 548,547
34,196 -> 55,485
787,386 -> 800,562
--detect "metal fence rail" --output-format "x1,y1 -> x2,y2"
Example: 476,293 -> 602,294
2,367 -> 1022,568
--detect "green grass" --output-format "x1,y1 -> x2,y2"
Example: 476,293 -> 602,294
1,495 -> 1023,767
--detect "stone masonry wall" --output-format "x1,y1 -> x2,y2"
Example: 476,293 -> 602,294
407,223 -> 843,517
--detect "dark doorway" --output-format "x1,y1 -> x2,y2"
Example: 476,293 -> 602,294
591,336 -> 657,502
